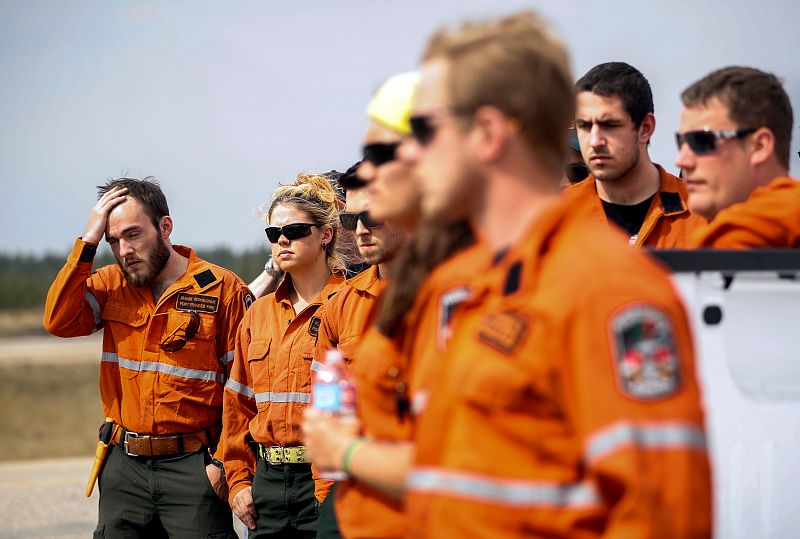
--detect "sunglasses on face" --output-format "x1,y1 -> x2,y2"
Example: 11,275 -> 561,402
264,223 -> 318,243
160,311 -> 200,352
409,114 -> 442,147
675,128 -> 756,156
362,143 -> 399,167
339,211 -> 384,231
565,163 -> 590,183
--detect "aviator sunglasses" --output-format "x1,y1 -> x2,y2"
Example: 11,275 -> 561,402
363,142 -> 399,166
339,211 -> 384,231
675,127 -> 756,156
265,223 -> 318,243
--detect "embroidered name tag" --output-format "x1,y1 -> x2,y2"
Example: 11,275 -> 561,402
477,310 -> 529,355
176,293 -> 219,313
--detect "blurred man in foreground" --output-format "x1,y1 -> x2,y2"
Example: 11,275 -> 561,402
398,11 -> 712,538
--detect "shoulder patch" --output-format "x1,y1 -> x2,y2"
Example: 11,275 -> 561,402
243,293 -> 254,310
611,305 -> 681,400
176,292 -> 219,314
308,316 -> 321,338
659,191 -> 685,214
503,261 -> 523,296
437,286 -> 470,350
477,310 -> 529,355
194,269 -> 217,288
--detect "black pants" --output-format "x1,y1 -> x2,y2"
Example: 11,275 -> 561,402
94,444 -> 236,538
250,460 -> 318,539
315,482 -> 343,539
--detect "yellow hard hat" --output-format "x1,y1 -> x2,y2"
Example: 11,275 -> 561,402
366,71 -> 420,136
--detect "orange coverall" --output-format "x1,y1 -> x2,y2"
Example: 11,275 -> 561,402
335,242 -> 489,539
405,196 -> 712,538
568,164 -> 704,247
43,239 -> 252,459
690,176 -> 800,248
222,274 -> 345,504
315,264 -> 385,362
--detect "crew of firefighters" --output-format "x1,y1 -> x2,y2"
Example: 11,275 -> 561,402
44,9 -> 799,539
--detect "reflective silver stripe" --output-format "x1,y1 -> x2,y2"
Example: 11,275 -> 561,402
585,421 -> 707,464
310,360 -> 324,373
225,379 -> 255,399
102,353 -> 225,383
85,291 -> 102,327
408,467 -> 601,508
254,392 -> 311,404
219,350 -> 235,366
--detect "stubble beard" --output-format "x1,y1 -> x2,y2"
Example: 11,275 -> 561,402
591,145 -> 640,183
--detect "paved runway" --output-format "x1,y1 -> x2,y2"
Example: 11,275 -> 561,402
0,457 -> 98,539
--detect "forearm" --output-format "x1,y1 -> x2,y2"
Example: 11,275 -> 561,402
43,238 -> 103,337
346,439 -> 413,500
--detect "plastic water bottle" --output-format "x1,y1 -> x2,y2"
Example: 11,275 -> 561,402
312,348 -> 356,480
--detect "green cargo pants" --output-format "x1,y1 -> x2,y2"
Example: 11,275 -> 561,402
94,444 -> 236,538
249,460 -> 318,539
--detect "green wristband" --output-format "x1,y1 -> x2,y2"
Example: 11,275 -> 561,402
342,437 -> 366,477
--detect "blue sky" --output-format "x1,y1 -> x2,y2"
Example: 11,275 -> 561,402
1,0 -> 798,255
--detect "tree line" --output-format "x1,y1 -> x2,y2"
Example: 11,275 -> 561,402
0,246 -> 269,311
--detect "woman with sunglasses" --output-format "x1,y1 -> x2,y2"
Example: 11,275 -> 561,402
222,173 -> 351,539
302,73 -> 487,539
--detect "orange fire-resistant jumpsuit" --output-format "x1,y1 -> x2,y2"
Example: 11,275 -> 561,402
569,164 -> 704,247
405,196 -> 712,538
315,265 -> 385,362
335,241 -> 489,539
222,273 -> 345,510
690,176 -> 800,248
43,238 -> 252,454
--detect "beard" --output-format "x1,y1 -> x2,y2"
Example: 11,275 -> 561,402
119,236 -> 171,287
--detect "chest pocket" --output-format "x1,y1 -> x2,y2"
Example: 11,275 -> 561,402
159,310 -> 217,378
165,310 -> 216,341
247,338 -> 272,408
296,341 -> 316,392
101,302 -> 150,379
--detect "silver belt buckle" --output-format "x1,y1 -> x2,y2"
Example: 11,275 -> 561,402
123,431 -> 140,456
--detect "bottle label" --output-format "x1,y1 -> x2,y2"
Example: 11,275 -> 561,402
313,383 -> 343,412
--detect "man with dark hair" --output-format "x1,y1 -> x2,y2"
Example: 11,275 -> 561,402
570,62 -> 703,247
398,12 -> 711,538
677,66 -> 800,247
44,177 -> 252,538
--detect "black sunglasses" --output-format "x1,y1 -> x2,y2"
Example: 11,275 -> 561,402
160,311 -> 200,352
363,143 -> 399,167
409,115 -> 440,146
675,128 -> 756,156
339,211 -> 384,231
565,163 -> 590,183
264,223 -> 318,243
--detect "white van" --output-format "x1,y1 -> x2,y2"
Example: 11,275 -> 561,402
654,250 -> 800,539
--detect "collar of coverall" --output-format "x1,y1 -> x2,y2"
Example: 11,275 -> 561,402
168,244 -> 222,293
348,264 -> 383,294
579,164 -> 689,218
467,195 -> 576,305
274,271 -> 346,306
